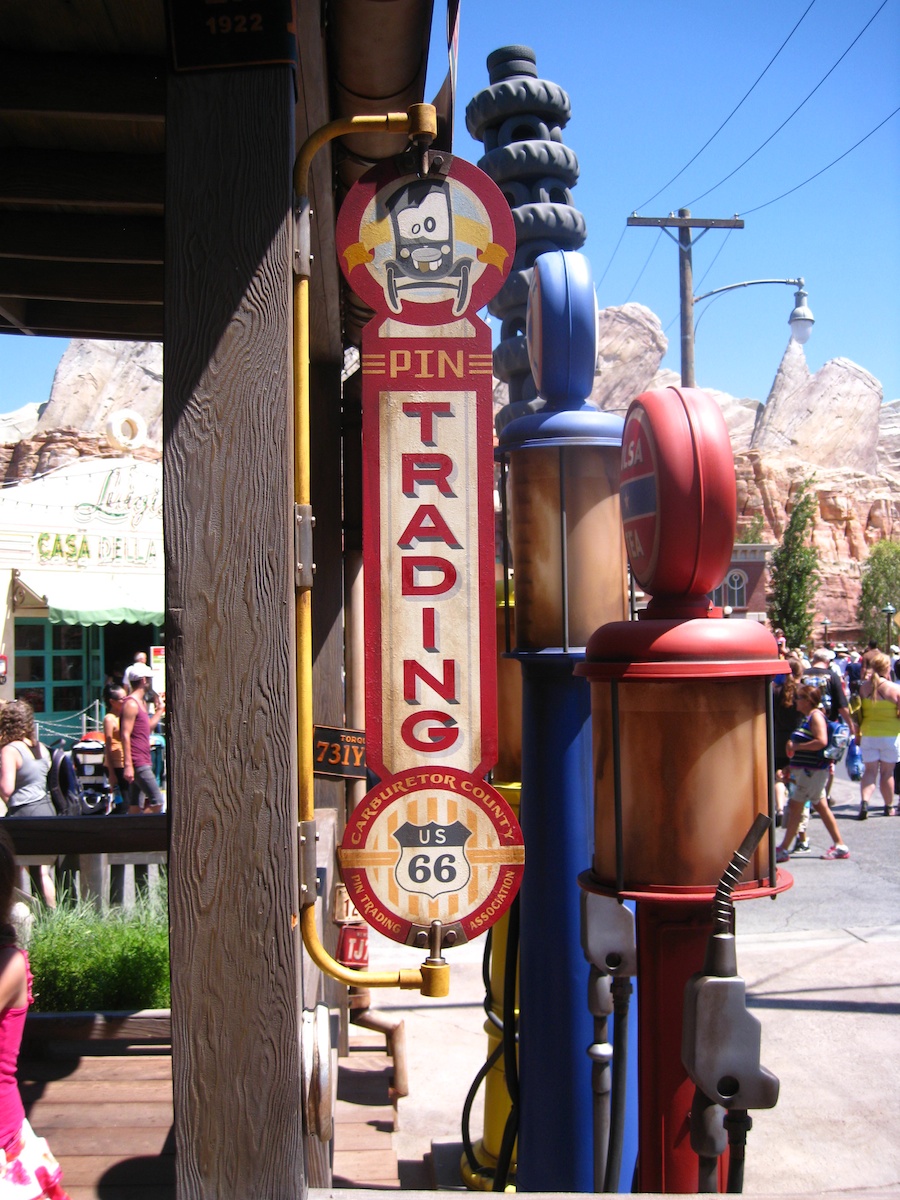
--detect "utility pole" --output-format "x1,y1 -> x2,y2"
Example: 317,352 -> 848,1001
626,209 -> 744,387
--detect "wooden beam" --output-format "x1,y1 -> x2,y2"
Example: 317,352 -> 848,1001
0,213 -> 164,263
0,297 -> 30,333
0,50 -> 166,120
164,66 -> 305,1200
0,259 -> 163,304
3,815 -> 167,856
23,1010 -> 172,1046
4,299 -> 163,339
0,149 -> 164,213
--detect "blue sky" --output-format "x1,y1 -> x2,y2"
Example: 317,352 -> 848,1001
429,0 -> 900,405
1,0 -> 897,414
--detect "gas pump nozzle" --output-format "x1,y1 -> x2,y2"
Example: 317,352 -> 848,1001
682,814 -> 780,1113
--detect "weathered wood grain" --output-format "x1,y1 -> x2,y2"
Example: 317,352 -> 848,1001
164,66 -> 305,1200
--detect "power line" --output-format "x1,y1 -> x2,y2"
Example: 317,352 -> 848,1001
624,229 -> 662,302
596,225 -> 627,289
687,0 -> 892,207
635,0 -> 818,211
693,228 -> 735,293
740,102 -> 900,215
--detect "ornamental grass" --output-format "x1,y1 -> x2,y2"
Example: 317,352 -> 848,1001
26,876 -> 170,1012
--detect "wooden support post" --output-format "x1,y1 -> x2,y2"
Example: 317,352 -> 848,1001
78,853 -> 106,912
678,208 -> 696,389
164,66 -> 305,1199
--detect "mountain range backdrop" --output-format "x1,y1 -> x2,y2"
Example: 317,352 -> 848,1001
1,313 -> 895,638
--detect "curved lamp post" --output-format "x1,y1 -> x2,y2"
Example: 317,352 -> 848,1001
822,616 -> 831,647
687,277 -> 815,386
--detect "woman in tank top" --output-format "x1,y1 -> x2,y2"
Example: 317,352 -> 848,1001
854,650 -> 900,818
0,701 -> 57,907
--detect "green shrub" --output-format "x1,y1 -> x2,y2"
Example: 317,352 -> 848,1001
27,880 -> 170,1012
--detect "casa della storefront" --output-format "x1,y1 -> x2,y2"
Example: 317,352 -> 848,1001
0,456 -> 163,741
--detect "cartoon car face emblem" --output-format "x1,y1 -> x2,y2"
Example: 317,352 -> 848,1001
384,180 -> 472,317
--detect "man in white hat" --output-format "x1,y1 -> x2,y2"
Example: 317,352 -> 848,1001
123,652 -> 149,691
120,663 -> 166,813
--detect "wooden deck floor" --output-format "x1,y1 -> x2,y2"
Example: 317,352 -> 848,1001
17,1027 -> 408,1198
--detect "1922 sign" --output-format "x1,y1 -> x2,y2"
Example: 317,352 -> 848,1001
313,725 -> 367,780
167,0 -> 298,72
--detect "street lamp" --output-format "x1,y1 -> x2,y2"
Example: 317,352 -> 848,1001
624,208 -> 814,388
822,616 -> 830,646
689,276 -> 814,387
882,603 -> 896,650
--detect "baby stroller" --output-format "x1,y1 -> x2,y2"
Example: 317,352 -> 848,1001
70,735 -> 113,815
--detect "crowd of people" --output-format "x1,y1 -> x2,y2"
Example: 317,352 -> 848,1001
0,651 -> 165,903
0,652 -> 165,822
772,631 -> 900,864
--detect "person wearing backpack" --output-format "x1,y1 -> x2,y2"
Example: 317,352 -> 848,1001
854,650 -> 900,819
776,684 -> 851,862
0,701 -> 57,906
801,648 -> 852,803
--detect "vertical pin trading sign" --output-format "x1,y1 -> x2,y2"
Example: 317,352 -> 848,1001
335,154 -> 525,947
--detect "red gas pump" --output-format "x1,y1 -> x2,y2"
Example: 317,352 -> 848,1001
576,386 -> 791,1193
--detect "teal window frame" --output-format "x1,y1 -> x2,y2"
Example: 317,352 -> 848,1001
13,618 -> 105,741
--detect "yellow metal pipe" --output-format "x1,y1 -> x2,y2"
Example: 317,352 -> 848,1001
300,909 -> 448,996
293,106 -> 447,997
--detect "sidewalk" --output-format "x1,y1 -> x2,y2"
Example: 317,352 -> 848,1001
364,892 -> 900,1193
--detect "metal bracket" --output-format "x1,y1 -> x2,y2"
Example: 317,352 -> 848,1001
299,819 -> 318,910
295,504 -> 315,590
293,195 -> 311,278
301,1004 -> 334,1141
580,889 -> 638,977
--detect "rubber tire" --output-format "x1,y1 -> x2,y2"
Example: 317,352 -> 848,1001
105,408 -> 147,452
478,141 -> 580,188
495,395 -> 545,434
487,45 -> 538,82
512,202 -> 587,248
466,78 -> 571,141
507,373 -> 540,405
497,180 -> 532,208
500,313 -> 526,342
487,267 -> 533,318
497,114 -> 551,146
493,334 -> 531,382
512,239 -> 560,273
533,176 -> 573,206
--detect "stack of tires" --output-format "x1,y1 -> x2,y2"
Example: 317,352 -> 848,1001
466,47 -> 587,431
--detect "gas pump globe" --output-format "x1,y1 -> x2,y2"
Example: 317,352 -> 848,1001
577,386 -> 782,891
498,249 -> 628,649
502,443 -> 626,649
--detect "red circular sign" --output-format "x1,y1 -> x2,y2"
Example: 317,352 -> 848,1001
620,404 -> 660,584
620,387 -> 736,597
335,154 -> 515,326
338,767 -> 525,946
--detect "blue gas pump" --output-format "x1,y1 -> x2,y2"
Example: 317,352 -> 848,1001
496,250 -> 638,1191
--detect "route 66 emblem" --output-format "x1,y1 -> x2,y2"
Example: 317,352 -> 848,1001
393,820 -> 472,899
338,766 -> 525,946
